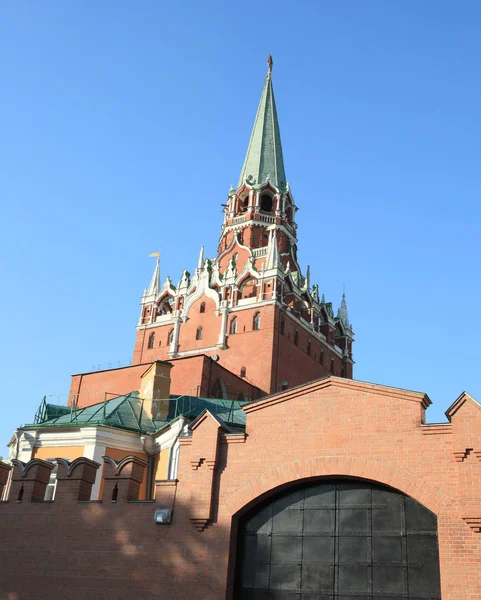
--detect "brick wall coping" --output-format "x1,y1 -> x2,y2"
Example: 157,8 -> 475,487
244,376 -> 431,414
445,391 -> 481,419
223,454 -> 450,517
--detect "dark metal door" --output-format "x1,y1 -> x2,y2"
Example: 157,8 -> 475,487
235,480 -> 441,599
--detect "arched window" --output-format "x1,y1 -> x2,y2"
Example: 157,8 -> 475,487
307,338 -> 311,356
330,358 -> 335,374
340,363 -> 345,378
211,378 -> 227,399
196,326 -> 203,341
294,329 -> 299,346
239,278 -> 257,299
280,317 -> 285,335
240,366 -> 246,378
281,379 -> 288,391
167,329 -> 174,345
200,302 -> 206,314
253,312 -> 260,331
158,296 -> 173,316
147,332 -> 155,349
230,317 -> 237,334
242,195 -> 249,210
260,193 -> 273,212
319,349 -> 324,365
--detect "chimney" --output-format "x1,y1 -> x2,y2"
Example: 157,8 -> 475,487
139,360 -> 173,420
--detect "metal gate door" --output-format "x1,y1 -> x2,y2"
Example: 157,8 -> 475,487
235,480 -> 441,599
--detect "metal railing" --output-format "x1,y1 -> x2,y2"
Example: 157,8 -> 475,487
90,360 -> 132,372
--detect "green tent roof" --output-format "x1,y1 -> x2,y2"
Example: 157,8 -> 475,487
27,393 -> 248,434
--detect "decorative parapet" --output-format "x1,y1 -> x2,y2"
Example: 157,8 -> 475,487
55,457 -> 100,502
102,456 -> 148,502
10,459 -> 54,502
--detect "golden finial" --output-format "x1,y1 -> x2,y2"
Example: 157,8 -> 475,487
267,54 -> 273,78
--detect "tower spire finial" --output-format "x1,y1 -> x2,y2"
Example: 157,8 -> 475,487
267,54 -> 273,78
238,54 -> 286,190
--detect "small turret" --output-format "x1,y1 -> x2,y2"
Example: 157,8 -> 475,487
146,256 -> 160,298
337,292 -> 350,329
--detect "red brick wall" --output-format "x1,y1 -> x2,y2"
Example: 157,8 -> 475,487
69,364 -> 151,407
2,378 -> 480,599
132,292 -> 353,398
69,355 -> 262,408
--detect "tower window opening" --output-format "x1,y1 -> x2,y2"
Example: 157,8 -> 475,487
240,366 -> 246,378
330,358 -> 335,374
341,363 -> 345,378
147,332 -> 155,349
230,317 -> 238,334
319,349 -> 324,365
307,338 -> 311,356
253,312 -> 261,331
294,329 -> 299,346
158,297 -> 173,316
168,329 -> 174,345
281,379 -> 288,391
242,196 -> 249,210
260,194 -> 273,212
196,326 -> 203,341
280,317 -> 285,335
200,302 -> 206,314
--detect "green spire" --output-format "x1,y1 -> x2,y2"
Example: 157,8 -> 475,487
238,55 -> 287,191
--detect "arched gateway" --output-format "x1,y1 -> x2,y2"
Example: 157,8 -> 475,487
234,478 -> 441,599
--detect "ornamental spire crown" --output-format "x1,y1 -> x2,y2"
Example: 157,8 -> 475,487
237,55 -> 287,191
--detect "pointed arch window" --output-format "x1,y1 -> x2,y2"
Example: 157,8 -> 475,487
294,329 -> 299,346
307,338 -> 311,356
147,332 -> 155,349
167,329 -> 174,345
158,296 -> 173,316
200,302 -> 206,314
260,193 -> 273,212
280,317 -> 285,335
230,317 -> 238,334
330,357 -> 335,374
196,326 -> 203,341
253,312 -> 261,331
319,349 -> 324,365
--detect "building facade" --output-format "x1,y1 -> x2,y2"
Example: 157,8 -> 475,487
69,55 -> 354,408
1,58 -> 480,599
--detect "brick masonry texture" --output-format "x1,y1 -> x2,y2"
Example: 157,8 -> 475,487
1,378 -> 480,599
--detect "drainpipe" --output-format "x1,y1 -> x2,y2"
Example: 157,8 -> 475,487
140,435 -> 156,500
146,455 -> 154,500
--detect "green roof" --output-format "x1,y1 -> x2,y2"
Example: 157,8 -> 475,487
27,393 -> 248,435
238,67 -> 287,192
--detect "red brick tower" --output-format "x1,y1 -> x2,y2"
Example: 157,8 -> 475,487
132,56 -> 354,396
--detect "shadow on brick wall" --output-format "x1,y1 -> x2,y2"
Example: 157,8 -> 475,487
0,458 -> 230,600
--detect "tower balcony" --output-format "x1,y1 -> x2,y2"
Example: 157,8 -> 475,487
251,246 -> 268,259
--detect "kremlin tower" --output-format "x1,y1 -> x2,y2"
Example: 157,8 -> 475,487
130,55 -> 354,399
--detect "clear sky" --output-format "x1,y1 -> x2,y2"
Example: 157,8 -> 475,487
1,1 -> 481,453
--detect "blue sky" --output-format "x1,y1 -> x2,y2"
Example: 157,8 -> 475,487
1,1 -> 481,452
